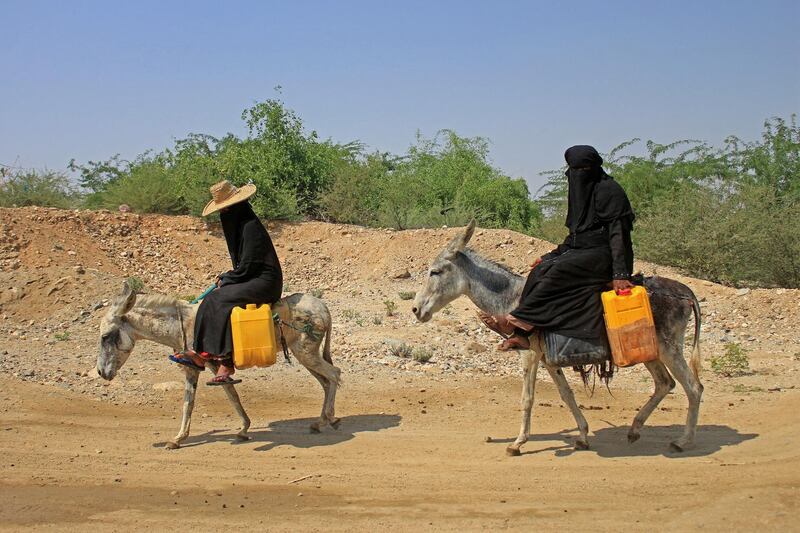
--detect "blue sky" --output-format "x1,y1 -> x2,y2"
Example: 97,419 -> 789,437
2,0 -> 798,192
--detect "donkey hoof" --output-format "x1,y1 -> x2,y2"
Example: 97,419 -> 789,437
627,432 -> 640,444
506,446 -> 521,457
235,433 -> 251,441
575,440 -> 590,450
309,424 -> 321,434
329,417 -> 341,430
669,440 -> 693,453
165,441 -> 180,450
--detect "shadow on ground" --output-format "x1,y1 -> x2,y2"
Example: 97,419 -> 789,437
154,413 -> 402,451
488,424 -> 757,458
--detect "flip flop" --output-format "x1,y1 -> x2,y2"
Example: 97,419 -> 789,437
476,311 -> 514,338
169,354 -> 205,371
206,375 -> 243,387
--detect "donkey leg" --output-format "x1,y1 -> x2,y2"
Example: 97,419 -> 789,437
168,367 -> 199,449
628,360 -> 675,444
307,370 -> 331,433
547,366 -> 590,450
206,362 -> 251,440
660,349 -> 704,452
507,348 -> 542,456
293,339 -> 342,432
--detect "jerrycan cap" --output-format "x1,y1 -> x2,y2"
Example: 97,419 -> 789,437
246,303 -> 257,310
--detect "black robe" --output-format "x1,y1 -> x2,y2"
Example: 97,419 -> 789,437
193,202 -> 283,357
510,146 -> 634,339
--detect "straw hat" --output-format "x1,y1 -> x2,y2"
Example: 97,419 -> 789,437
202,180 -> 257,216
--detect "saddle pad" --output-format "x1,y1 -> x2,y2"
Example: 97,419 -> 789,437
543,331 -> 611,367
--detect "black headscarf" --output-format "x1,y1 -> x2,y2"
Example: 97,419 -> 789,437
219,201 -> 259,268
564,145 -> 634,233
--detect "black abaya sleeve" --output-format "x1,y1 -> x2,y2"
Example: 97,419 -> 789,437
608,218 -> 634,279
541,238 -> 570,261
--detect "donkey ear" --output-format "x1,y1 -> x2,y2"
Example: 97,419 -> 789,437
444,219 -> 477,259
113,281 -> 137,317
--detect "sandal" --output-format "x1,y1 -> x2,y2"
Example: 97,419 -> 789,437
169,353 -> 205,371
477,311 -> 515,338
206,375 -> 243,387
497,335 -> 531,352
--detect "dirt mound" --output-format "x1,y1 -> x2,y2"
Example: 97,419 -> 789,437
1,205 -> 798,395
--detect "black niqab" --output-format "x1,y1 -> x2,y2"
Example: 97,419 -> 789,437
564,145 -> 634,233
220,202 -> 259,268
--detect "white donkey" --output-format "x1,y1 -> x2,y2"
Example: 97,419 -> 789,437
412,221 -> 703,455
96,282 -> 341,449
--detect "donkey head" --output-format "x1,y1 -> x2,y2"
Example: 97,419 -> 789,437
96,282 -> 138,380
412,220 -> 476,322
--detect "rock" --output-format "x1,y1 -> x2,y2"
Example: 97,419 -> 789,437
392,269 -> 411,280
153,381 -> 183,392
736,288 -> 750,296
466,341 -> 488,353
0,287 -> 25,304
74,265 -> 86,275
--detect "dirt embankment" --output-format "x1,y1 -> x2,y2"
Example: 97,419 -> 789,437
1,206 -> 798,531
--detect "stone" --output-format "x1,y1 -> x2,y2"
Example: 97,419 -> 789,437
466,341 -> 488,354
392,269 -> 411,280
736,288 -> 750,296
153,381 -> 183,392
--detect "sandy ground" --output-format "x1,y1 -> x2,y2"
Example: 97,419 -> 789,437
1,365 -> 798,531
1,207 -> 799,531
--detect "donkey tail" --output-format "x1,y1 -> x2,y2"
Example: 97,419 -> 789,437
688,294 -> 702,380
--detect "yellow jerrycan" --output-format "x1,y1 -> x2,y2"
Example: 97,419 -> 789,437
601,286 -> 659,367
230,303 -> 278,369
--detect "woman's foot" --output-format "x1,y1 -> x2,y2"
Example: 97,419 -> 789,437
206,363 -> 242,386
169,350 -> 206,370
497,334 -> 531,351
477,312 -> 516,337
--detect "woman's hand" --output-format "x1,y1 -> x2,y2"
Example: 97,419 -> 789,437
612,279 -> 635,293
530,257 -> 543,270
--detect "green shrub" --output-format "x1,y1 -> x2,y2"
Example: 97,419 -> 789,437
390,343 -> 413,358
89,160 -> 186,214
412,348 -> 433,363
0,170 -> 79,208
310,288 -> 324,298
398,291 -> 416,300
383,300 -> 397,317
711,343 -> 750,376
126,277 -> 145,294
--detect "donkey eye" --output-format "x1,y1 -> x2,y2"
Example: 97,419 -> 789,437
430,270 -> 441,276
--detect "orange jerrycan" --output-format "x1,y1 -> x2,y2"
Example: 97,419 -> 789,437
601,286 -> 659,367
230,303 -> 277,369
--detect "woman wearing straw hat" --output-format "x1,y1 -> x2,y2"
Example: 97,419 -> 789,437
170,180 -> 283,385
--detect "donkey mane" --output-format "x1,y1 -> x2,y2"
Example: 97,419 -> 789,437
130,293 -> 193,314
461,249 -> 524,280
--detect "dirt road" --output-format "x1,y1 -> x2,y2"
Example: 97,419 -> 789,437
2,367 -> 798,531
2,207 -> 799,530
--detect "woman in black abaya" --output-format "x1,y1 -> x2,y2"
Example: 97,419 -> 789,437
480,145 -> 635,350
171,180 -> 282,385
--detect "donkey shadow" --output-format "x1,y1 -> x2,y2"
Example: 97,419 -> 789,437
154,413 -> 402,451
490,424 -> 757,458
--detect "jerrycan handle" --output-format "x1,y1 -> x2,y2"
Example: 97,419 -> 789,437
246,303 -> 257,310
616,288 -> 633,296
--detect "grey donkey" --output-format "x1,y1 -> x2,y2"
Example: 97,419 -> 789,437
412,220 -> 703,455
97,282 -> 342,449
